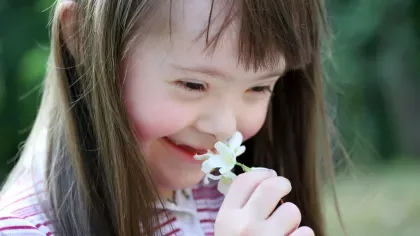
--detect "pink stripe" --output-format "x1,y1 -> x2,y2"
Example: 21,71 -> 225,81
155,217 -> 176,230
192,185 -> 218,195
162,228 -> 181,236
0,216 -> 53,232
193,185 -> 221,196
193,184 -> 217,191
46,232 -> 54,236
0,225 -> 38,231
200,219 -> 215,224
36,220 -> 52,228
0,216 -> 21,221
193,183 -> 218,191
193,193 -> 224,200
197,207 -> 220,212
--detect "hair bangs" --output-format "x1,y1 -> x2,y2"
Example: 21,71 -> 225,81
199,0 -> 327,72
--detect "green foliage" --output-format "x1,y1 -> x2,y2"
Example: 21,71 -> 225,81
325,0 -> 420,163
20,47 -> 50,83
0,1 -> 51,180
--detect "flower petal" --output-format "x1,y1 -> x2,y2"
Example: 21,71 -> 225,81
194,152 -> 211,160
201,161 -> 213,173
214,141 -> 232,156
227,131 -> 243,149
235,146 -> 246,157
219,165 -> 235,175
203,172 -> 222,184
223,171 -> 237,179
206,173 -> 222,180
209,155 -> 227,166
202,156 -> 225,173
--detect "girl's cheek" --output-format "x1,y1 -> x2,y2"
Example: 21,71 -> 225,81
126,98 -> 191,141
240,108 -> 268,141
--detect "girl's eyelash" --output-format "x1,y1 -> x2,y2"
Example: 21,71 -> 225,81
175,81 -> 206,92
174,81 -> 272,95
249,86 -> 273,94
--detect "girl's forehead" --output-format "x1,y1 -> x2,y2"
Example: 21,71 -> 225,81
160,0 -> 235,42
147,0 -> 286,75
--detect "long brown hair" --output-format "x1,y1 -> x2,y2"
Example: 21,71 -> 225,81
2,0 -> 338,235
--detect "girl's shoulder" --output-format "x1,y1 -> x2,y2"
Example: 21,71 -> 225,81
0,175 -> 54,235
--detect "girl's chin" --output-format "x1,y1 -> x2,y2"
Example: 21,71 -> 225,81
157,171 -> 205,191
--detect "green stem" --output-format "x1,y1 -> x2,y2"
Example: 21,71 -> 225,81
236,162 -> 252,172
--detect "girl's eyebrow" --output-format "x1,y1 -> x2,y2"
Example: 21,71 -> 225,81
171,64 -> 285,81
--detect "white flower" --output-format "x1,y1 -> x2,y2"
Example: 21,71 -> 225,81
193,132 -> 277,196
193,131 -> 246,193
194,131 -> 245,176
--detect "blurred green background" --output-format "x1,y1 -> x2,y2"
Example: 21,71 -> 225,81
0,1 -> 419,235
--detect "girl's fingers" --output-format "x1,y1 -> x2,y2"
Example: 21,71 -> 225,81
266,202 -> 302,235
220,169 -> 276,209
288,226 -> 315,236
242,176 -> 291,219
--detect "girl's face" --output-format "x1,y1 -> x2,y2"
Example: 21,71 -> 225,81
122,1 -> 285,193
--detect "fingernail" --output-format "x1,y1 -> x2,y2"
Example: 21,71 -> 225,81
251,167 -> 277,176
251,167 -> 270,172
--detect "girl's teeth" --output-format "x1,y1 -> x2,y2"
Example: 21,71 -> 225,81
168,138 -> 210,154
196,150 -> 207,155
171,139 -> 181,145
178,144 -> 207,155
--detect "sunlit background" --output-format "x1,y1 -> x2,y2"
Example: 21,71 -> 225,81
0,1 -> 419,235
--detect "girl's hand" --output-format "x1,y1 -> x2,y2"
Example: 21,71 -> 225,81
214,169 -> 314,236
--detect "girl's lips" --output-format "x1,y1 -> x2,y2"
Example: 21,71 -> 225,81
176,144 -> 208,155
162,137 -> 209,159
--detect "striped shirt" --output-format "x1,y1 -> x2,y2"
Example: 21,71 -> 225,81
0,173 -> 224,235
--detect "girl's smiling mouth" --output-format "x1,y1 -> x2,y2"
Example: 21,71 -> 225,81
162,137 -> 210,161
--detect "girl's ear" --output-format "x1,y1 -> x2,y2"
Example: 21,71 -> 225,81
58,1 -> 78,57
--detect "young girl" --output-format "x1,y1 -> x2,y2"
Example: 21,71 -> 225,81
0,0 -> 335,235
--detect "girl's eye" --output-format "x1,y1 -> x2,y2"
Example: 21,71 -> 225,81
175,81 -> 206,92
248,86 -> 272,94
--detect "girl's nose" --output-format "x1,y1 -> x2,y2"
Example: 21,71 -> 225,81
195,106 -> 237,142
